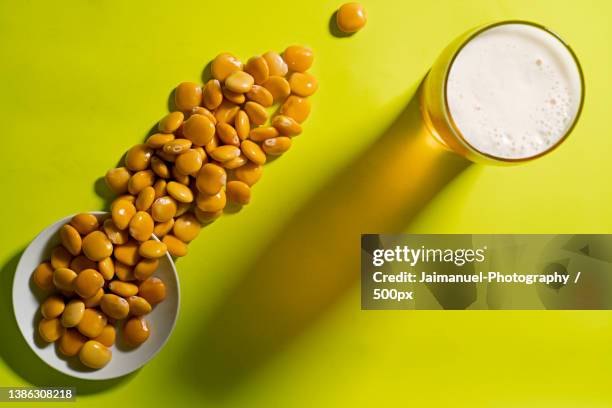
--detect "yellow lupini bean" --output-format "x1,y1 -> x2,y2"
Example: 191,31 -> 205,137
104,167 -> 131,194
123,317 -> 150,346
61,299 -> 85,328
336,2 -> 367,33
151,196 -> 178,222
151,156 -> 171,179
111,199 -> 136,230
215,123 -> 237,147
224,71 -> 254,93
93,325 -> 116,347
209,145 -> 241,162
128,169 -> 155,195
41,295 -> 65,319
241,140 -> 267,165
139,277 -> 167,305
70,213 -> 99,235
84,288 -> 104,308
58,329 -> 86,357
191,106 -> 217,124
53,267 -> 77,292
280,95 -> 310,123
33,262 -> 54,291
74,268 -> 104,298
153,179 -> 167,198
109,280 -> 139,297
214,100 -> 240,124
222,154 -> 247,169
166,181 -> 193,203
60,224 -> 82,256
174,82 -> 202,112
103,218 -> 129,244
272,115 -> 302,136
114,240 -> 141,266
172,166 -> 190,185
175,202 -> 193,217
175,149 -> 203,175
39,318 -> 64,342
283,45 -> 314,72
211,53 -> 242,81
98,257 -> 115,280
79,340 -> 111,369
249,126 -> 279,142
139,240 -> 168,259
125,144 -> 154,172
172,213 -> 201,242
243,101 -> 268,126
262,76 -> 291,102
226,181 -> 251,205
263,136 -> 293,155
222,87 -> 245,104
202,79 -> 223,110
153,219 -> 174,238
136,186 -> 156,211
100,294 -> 129,320
77,308 -> 107,338
196,163 -> 226,195
156,150 -> 177,164
262,51 -> 288,76
162,235 -> 189,257
82,231 -> 113,262
163,138 -> 193,155
235,110 -> 250,140
245,55 -> 270,84
115,261 -> 136,281
234,161 -> 263,186
289,72 -> 318,97
246,85 -> 274,107
116,194 -> 136,204
134,258 -> 159,280
127,296 -> 152,316
51,246 -> 72,269
129,211 -> 154,242
70,255 -> 97,273
182,114 -> 215,147
158,111 -> 184,133
204,134 -> 220,155
196,190 -> 226,213
146,133 -> 175,149
194,208 -> 223,224
194,146 -> 208,163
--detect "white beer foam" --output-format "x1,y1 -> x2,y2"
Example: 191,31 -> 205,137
447,23 -> 582,159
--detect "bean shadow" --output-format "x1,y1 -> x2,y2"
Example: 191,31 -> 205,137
0,250 -> 136,393
179,81 -> 472,397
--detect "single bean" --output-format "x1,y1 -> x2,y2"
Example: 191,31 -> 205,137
174,82 -> 202,111
241,140 -> 267,165
226,180 -> 251,205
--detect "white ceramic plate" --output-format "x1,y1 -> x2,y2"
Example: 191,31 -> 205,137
12,212 -> 180,380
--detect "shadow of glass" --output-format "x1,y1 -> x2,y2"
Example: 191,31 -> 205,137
179,83 -> 472,396
0,250 -> 136,394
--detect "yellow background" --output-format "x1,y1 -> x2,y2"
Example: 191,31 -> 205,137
0,0 -> 611,406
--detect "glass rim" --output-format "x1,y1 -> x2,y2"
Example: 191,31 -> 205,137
442,19 -> 586,163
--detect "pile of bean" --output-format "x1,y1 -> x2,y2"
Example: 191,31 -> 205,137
32,213 -> 167,369
103,46 -> 317,258
31,46 -> 316,370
